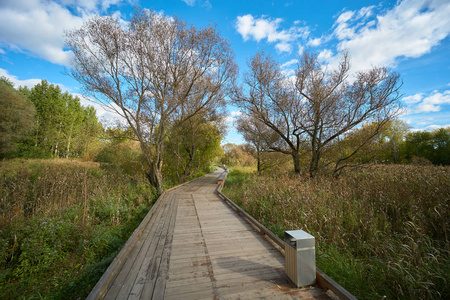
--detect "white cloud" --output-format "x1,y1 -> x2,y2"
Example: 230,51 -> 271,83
0,0 -> 131,66
423,124 -> 450,131
281,59 -> 298,68
333,0 -> 450,72
402,93 -> 424,105
403,90 -> 450,114
230,110 -> 242,117
224,110 -> 242,125
414,90 -> 450,113
317,49 -> 333,62
235,14 -> 309,54
75,93 -> 125,124
0,67 -> 56,89
307,37 -> 323,47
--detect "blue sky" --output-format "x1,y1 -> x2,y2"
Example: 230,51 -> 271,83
1,0 -> 449,144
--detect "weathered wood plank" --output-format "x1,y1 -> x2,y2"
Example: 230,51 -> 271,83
104,194 -> 171,299
88,168 -> 336,300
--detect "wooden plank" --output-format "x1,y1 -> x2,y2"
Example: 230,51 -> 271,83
86,192 -> 167,300
132,194 -> 178,299
123,197 -> 174,300
152,196 -> 179,299
104,194 -> 172,299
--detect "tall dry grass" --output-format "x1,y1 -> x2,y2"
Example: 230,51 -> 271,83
223,165 -> 449,299
0,158 -> 155,299
0,159 -> 148,226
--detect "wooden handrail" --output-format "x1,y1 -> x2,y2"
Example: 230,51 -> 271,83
215,173 -> 358,300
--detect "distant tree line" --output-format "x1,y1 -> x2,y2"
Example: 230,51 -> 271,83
0,77 -> 101,159
228,118 -> 450,173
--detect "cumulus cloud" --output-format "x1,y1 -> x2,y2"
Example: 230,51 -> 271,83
0,0 -> 131,66
281,59 -> 298,68
403,90 -> 450,114
317,49 -> 333,62
235,14 -> 309,53
333,0 -> 450,71
307,37 -> 322,47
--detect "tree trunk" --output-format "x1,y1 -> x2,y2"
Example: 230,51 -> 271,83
309,149 -> 320,178
257,150 -> 261,173
178,147 -> 195,184
292,151 -> 301,174
145,160 -> 164,196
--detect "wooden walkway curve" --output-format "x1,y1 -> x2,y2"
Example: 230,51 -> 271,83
87,169 -> 331,300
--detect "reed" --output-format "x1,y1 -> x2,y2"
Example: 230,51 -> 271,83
0,158 -> 155,299
223,165 -> 449,299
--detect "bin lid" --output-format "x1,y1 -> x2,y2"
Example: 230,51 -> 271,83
285,230 -> 314,241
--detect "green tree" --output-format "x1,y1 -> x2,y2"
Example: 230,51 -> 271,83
430,128 -> 450,165
165,116 -> 224,183
27,80 -> 66,157
0,78 -> 35,158
379,119 -> 410,163
18,80 -> 102,158
402,131 -> 434,163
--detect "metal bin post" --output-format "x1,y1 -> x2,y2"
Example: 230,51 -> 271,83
284,230 -> 316,287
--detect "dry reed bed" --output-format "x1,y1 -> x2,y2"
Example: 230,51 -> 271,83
223,165 -> 449,299
0,159 -> 154,299
0,159 -> 147,226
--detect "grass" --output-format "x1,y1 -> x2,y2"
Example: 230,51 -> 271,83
222,165 -> 449,300
0,158 -> 157,299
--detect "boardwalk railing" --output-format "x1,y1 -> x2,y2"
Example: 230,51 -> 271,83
215,170 -> 358,300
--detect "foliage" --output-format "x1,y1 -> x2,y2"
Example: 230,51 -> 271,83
402,128 -> 450,165
66,8 -> 236,194
221,143 -> 256,167
0,79 -> 35,158
164,116 -> 224,184
222,165 -> 449,299
0,159 -> 156,299
16,80 -> 102,159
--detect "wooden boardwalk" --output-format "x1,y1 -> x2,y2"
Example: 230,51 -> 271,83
88,169 -> 330,300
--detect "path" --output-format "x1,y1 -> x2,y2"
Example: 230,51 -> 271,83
88,169 -> 330,299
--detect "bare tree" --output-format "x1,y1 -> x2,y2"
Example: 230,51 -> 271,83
295,52 -> 402,177
236,114 -> 281,173
232,51 -> 402,177
231,52 -> 307,173
66,9 -> 236,194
